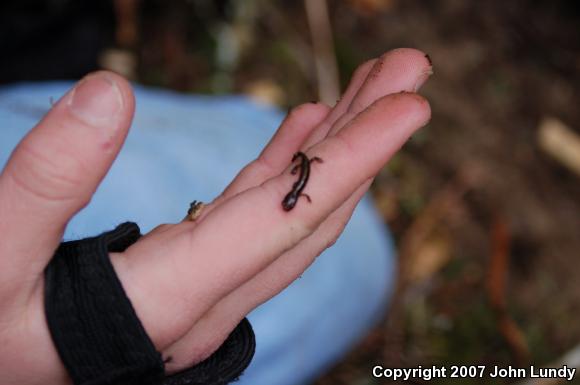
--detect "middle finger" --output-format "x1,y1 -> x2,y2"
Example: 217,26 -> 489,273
206,48 -> 432,218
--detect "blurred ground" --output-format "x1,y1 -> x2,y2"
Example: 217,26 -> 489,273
5,0 -> 580,383
129,1 -> 580,384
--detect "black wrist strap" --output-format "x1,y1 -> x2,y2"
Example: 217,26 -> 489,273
163,318 -> 255,385
45,222 -> 255,385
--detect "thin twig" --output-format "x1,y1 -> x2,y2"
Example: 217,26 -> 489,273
304,0 -> 341,105
487,216 -> 531,366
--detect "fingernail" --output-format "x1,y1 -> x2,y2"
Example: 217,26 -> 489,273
413,68 -> 434,92
68,73 -> 123,127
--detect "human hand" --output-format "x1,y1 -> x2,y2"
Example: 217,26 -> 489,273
0,48 -> 432,384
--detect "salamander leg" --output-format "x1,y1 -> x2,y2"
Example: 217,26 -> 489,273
310,156 -> 323,164
300,193 -> 312,203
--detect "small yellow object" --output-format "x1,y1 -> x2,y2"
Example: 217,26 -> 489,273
186,200 -> 205,221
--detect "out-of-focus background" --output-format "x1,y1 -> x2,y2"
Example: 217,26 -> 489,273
2,1 -> 580,384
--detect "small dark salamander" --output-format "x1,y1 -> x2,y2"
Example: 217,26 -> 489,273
282,152 -> 323,211
186,200 -> 205,221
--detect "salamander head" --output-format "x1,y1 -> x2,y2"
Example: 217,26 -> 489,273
282,192 -> 298,211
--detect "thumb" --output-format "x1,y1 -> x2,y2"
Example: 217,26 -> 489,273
0,71 -> 134,294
